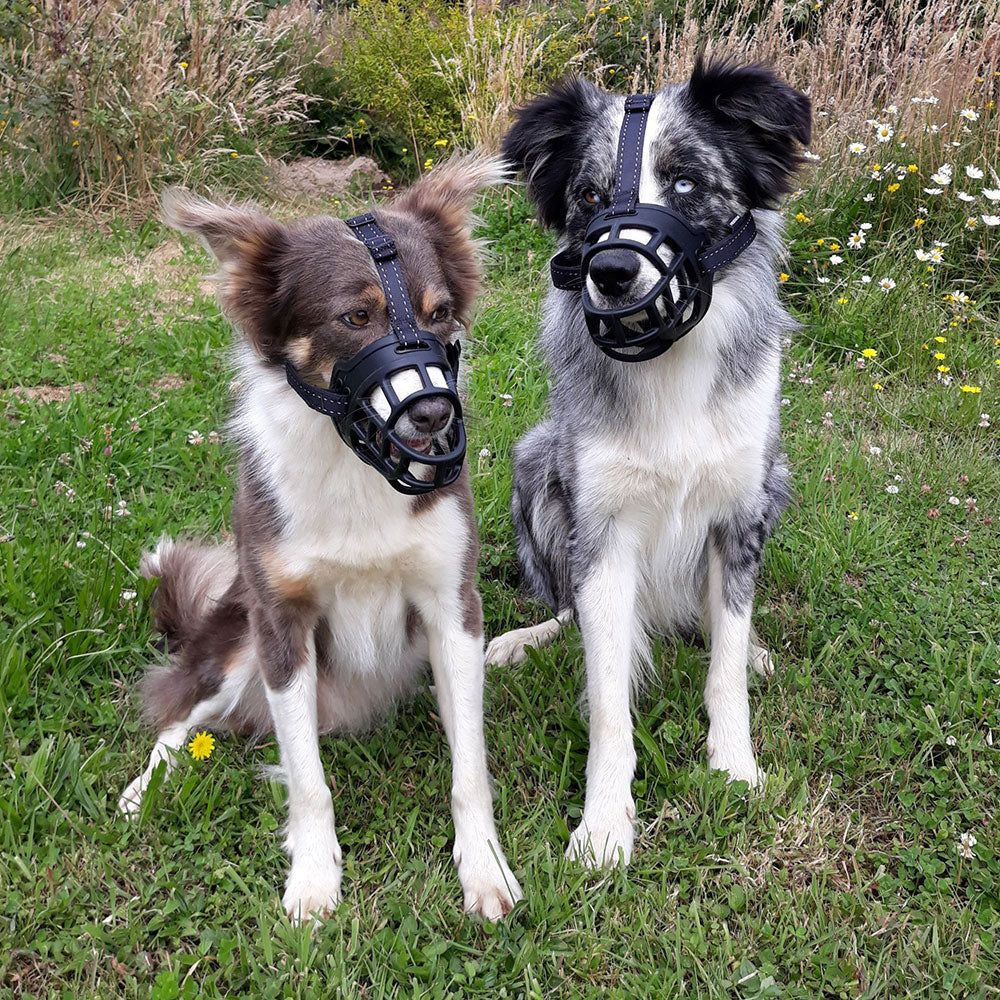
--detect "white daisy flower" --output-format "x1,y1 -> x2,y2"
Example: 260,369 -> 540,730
929,247 -> 944,262
803,151 -> 820,161
982,189 -> 1000,201
923,188 -> 943,196
863,193 -> 875,202
959,108 -> 979,121
121,589 -> 138,601
860,274 -> 872,283
929,171 -> 951,186
829,254 -> 843,265
868,445 -> 882,455
933,240 -> 949,248
817,276 -> 831,284
875,123 -> 894,142
953,290 -> 969,303
926,96 -> 940,105
885,484 -> 899,494
860,222 -> 873,230
918,206 -> 929,214
982,215 -> 1000,226
847,232 -> 866,248
957,192 -> 975,202
849,142 -> 867,154
965,165 -> 984,179
879,277 -> 896,293
884,104 -> 899,115
915,249 -> 931,261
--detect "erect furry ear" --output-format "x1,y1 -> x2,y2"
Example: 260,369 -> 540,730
502,77 -> 601,231
391,155 -> 505,325
687,57 -> 811,205
393,154 -> 507,235
161,187 -> 293,362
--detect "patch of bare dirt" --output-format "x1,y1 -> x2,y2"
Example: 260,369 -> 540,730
8,382 -> 92,404
150,373 -> 189,397
272,155 -> 390,198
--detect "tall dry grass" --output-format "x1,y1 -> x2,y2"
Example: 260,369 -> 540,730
0,0 -> 318,208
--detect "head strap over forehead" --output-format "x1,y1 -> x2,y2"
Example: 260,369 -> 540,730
345,212 -> 425,350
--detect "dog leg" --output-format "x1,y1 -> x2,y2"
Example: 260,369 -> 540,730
567,523 -> 639,869
118,657 -> 254,817
484,609 -> 572,667
703,535 -> 764,788
419,597 -> 522,920
259,616 -> 342,922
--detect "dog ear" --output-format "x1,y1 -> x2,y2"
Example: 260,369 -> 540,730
161,188 -> 293,362
687,57 -> 811,204
392,155 -> 506,324
503,78 -> 600,230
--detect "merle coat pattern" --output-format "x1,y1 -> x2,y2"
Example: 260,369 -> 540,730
488,59 -> 810,868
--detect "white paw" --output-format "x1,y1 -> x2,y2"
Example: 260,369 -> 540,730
566,808 -> 635,869
456,844 -> 523,921
281,861 -> 343,924
750,645 -> 775,678
484,628 -> 532,667
707,736 -> 765,788
117,775 -> 147,818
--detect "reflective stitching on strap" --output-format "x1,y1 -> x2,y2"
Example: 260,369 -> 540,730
699,212 -> 757,271
284,361 -> 348,419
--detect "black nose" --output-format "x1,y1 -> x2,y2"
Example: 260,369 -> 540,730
588,249 -> 640,297
407,396 -> 452,434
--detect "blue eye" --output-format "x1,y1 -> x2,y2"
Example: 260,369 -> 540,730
674,178 -> 696,194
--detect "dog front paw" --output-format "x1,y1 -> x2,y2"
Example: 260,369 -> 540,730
456,843 -> 523,921
567,808 -> 635,869
706,735 -> 765,789
281,862 -> 343,923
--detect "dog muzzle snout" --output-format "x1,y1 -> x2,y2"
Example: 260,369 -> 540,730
550,93 -> 758,363
284,213 -> 466,495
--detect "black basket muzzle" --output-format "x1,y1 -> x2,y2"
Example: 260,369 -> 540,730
284,212 -> 466,496
549,93 -> 758,363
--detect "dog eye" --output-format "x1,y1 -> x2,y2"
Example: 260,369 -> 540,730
582,189 -> 600,205
342,310 -> 369,327
431,306 -> 450,322
674,178 -> 696,195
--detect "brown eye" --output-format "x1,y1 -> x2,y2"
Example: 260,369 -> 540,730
342,310 -> 369,327
582,189 -> 600,205
431,306 -> 450,322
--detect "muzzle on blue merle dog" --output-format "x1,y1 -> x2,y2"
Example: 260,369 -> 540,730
284,213 -> 466,495
549,94 -> 758,363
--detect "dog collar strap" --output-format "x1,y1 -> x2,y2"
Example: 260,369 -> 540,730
345,212 -> 424,350
550,211 -> 757,292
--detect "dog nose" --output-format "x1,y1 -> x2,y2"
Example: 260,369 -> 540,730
588,249 -> 640,297
407,397 -> 452,434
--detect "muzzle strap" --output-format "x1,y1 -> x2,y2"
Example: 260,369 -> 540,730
345,212 -> 425,349
283,360 -> 348,420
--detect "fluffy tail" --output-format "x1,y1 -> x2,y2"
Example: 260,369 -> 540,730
140,535 -> 238,653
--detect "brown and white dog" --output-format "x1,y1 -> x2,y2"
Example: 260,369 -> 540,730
118,158 -> 522,922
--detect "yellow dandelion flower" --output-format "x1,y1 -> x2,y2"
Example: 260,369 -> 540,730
795,211 -> 809,222
888,183 -> 900,192
71,140 -> 79,147
188,731 -> 215,760
434,139 -> 448,147
960,385 -> 981,393
179,61 -> 188,69
861,348 -> 877,358
847,511 -> 859,520
71,119 -> 79,126
816,238 -> 825,245
778,272 -> 790,282
907,164 -> 917,173
934,336 -> 946,343
837,297 -> 848,304
933,352 -> 946,360
872,383 -> 883,390
914,218 -> 926,227
937,365 -> 950,372
829,243 -> 841,250
966,218 -> 977,228
230,152 -> 238,158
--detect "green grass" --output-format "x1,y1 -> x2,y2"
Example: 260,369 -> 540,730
1,187 -> 998,999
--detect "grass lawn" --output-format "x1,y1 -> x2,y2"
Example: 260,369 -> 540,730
1,188 -> 997,999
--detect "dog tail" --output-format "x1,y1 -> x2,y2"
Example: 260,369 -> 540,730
140,535 -> 238,654
485,610 -> 572,667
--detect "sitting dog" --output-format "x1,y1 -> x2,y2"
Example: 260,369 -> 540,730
118,158 -> 522,921
489,59 -> 810,868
